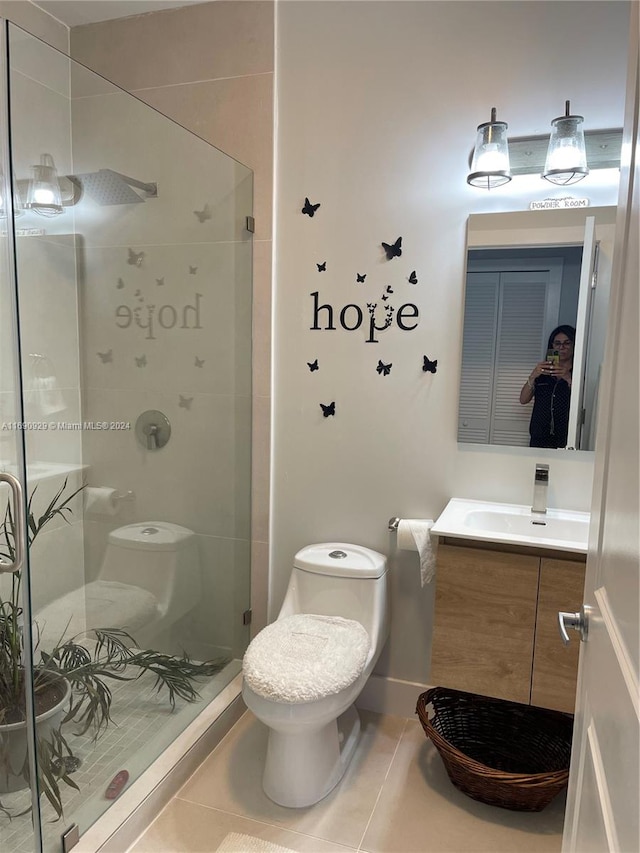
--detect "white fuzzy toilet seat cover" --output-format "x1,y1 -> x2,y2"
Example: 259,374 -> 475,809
242,614 -> 370,703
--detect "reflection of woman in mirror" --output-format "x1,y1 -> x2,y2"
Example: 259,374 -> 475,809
519,325 -> 575,448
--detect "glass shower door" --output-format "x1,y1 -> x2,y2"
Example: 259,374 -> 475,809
0,20 -> 42,853
1,20 -> 253,852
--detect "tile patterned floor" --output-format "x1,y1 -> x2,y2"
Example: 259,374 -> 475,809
127,710 -> 567,853
0,661 -> 240,853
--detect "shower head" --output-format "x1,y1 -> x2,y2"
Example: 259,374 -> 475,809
70,169 -> 158,206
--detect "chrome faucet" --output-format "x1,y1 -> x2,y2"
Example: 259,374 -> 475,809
532,463 -> 549,514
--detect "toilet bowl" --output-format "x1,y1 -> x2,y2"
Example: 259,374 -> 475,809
242,542 -> 389,808
36,522 -> 201,651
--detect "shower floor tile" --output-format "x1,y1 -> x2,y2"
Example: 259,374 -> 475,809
0,660 -> 241,853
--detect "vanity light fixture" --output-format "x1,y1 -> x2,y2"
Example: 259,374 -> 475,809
23,153 -> 63,216
542,100 -> 589,185
466,107 -> 512,189
467,105 -> 621,190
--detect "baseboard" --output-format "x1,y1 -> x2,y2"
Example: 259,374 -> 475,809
356,674 -> 431,719
74,674 -> 245,853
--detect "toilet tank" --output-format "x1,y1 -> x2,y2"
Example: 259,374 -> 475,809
279,543 -> 389,654
100,522 -> 200,617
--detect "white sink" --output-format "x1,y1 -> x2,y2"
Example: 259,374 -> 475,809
431,498 -> 590,554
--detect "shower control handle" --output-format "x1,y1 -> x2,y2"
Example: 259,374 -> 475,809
145,423 -> 159,450
135,410 -> 171,451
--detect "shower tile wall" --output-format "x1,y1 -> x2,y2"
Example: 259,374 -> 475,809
0,1 -> 68,53
71,0 -> 275,638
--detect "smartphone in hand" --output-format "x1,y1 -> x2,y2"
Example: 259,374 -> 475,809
546,349 -> 560,366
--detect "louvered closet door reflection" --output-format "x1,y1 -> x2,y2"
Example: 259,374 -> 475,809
458,272 -> 499,443
491,273 -> 549,445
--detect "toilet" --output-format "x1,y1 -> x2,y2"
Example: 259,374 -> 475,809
36,522 -> 201,651
242,542 -> 389,808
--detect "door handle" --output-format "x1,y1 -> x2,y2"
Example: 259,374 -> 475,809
0,472 -> 25,574
558,605 -> 590,645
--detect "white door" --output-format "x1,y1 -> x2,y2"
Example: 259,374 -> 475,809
562,11 -> 639,851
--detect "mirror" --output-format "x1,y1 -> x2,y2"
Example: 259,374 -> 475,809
458,206 -> 616,451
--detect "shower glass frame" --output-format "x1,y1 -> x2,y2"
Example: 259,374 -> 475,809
0,19 -> 253,853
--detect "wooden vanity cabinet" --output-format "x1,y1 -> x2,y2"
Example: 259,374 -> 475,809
430,541 -> 586,713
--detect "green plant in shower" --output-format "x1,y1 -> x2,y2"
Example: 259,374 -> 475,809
0,478 -> 228,819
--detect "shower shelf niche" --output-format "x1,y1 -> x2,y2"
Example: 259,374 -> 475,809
0,460 -> 88,484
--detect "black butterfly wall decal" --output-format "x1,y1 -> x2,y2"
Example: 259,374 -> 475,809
189,266 -> 198,275
320,402 -> 335,417
423,356 -> 438,374
179,395 -> 193,410
195,356 -> 205,368
356,273 -> 366,283
381,294 -> 389,302
194,203 -> 212,223
127,248 -> 144,266
307,359 -> 319,372
116,277 -> 125,289
376,360 -> 392,376
97,349 -> 113,364
317,261 -> 326,272
408,270 -> 418,284
156,277 -> 165,286
302,197 -> 321,217
381,237 -> 402,260
135,355 -> 147,367
386,285 -> 393,294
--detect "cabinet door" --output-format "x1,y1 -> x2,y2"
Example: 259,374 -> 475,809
531,558 -> 586,713
430,545 -> 539,704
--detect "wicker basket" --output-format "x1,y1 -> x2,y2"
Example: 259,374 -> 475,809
416,687 -> 573,812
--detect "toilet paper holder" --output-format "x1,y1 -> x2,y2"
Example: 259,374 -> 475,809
388,517 -> 401,531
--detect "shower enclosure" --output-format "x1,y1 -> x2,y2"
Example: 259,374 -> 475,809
0,20 -> 252,853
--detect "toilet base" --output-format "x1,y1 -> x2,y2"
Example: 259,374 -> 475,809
263,704 -> 361,808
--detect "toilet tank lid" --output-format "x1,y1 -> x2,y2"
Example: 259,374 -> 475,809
108,522 -> 195,551
294,543 -> 387,578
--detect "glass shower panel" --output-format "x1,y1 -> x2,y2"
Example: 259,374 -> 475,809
0,23 -> 41,853
2,22 -> 252,851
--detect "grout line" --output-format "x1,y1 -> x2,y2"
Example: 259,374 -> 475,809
169,799 -> 360,850
356,717 -> 410,852
132,71 -> 274,93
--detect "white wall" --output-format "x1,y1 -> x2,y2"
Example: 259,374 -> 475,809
272,1 -> 629,696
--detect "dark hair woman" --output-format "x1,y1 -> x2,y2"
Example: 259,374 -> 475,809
519,324 -> 576,448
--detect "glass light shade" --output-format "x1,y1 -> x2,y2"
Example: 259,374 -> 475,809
24,153 -> 63,215
467,108 -> 512,190
543,102 -> 588,185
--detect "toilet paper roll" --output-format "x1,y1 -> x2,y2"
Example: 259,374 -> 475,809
396,518 -> 437,586
84,486 -> 119,516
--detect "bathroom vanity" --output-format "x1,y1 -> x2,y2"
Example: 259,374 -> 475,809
430,499 -> 589,714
